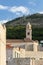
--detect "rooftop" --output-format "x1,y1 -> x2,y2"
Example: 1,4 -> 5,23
6,44 -> 14,49
6,39 -> 38,44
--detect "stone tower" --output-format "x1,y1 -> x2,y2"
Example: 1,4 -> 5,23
26,22 -> 32,40
0,24 -> 6,65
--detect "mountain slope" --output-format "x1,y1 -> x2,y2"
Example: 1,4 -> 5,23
6,13 -> 43,27
5,13 -> 43,40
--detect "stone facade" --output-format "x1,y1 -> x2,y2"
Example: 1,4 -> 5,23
7,58 -> 30,65
6,22 -> 43,65
0,24 -> 6,65
6,58 -> 43,65
26,22 -> 32,40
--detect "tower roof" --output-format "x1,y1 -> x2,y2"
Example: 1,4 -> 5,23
26,22 -> 32,29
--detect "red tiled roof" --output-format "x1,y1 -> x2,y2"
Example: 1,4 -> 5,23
6,38 -> 34,43
6,39 -> 24,43
6,44 -> 13,49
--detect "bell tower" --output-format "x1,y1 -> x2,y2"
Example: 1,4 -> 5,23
26,22 -> 32,40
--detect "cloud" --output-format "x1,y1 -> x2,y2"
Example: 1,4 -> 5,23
9,6 -> 29,15
0,20 -> 8,23
0,5 -> 8,10
39,12 -> 43,14
0,5 -> 30,16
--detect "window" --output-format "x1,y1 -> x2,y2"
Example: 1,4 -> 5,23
6,61 -> 8,65
40,58 -> 43,60
15,51 -> 16,58
28,32 -> 30,35
26,44 -> 33,51
17,53 -> 18,58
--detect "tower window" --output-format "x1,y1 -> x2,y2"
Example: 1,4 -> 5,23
28,32 -> 30,35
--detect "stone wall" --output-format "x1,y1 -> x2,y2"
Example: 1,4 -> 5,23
0,24 -> 6,65
7,58 -> 30,65
35,60 -> 43,65
7,58 -> 43,65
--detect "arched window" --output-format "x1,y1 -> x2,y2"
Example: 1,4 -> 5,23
28,32 -> 30,35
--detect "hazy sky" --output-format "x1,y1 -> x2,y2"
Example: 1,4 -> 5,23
0,0 -> 43,23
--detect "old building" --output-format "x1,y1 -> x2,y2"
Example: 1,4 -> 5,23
6,22 -> 43,65
0,24 -> 6,65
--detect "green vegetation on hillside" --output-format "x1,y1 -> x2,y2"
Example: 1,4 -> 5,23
6,13 -> 43,40
6,25 -> 43,41
32,27 -> 43,40
6,25 -> 26,39
5,13 -> 43,27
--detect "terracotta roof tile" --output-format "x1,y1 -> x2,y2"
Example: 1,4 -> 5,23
6,44 -> 13,49
6,39 -> 24,43
6,39 -> 34,43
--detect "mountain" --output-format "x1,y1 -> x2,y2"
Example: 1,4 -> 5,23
5,13 -> 43,40
5,13 -> 43,27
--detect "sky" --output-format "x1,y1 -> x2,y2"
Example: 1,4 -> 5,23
0,0 -> 43,23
